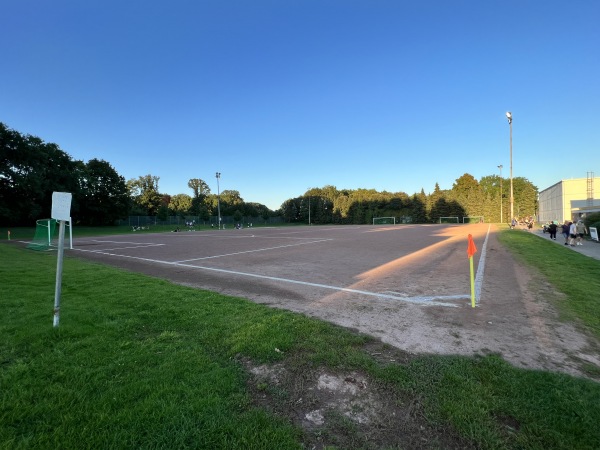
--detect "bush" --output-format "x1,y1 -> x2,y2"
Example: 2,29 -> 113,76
584,212 -> 600,233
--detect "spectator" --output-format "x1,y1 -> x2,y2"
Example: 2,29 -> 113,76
548,221 -> 557,240
561,221 -> 570,245
568,221 -> 577,246
575,220 -> 588,246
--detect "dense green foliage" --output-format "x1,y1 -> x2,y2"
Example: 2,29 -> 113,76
0,123 -> 274,226
0,123 -> 129,226
281,175 -> 538,224
584,212 -> 600,232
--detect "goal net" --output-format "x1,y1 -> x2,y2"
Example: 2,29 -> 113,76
463,216 -> 484,223
27,218 -> 73,251
373,217 -> 396,225
438,217 -> 459,224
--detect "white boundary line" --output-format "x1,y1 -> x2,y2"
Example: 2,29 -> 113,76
73,247 -> 465,307
474,224 -> 491,305
174,239 -> 333,263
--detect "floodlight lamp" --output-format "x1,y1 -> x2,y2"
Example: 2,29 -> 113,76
505,111 -> 512,123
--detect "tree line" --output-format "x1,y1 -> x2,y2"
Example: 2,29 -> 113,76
281,173 -> 537,225
1,122 -> 538,227
0,123 -> 273,226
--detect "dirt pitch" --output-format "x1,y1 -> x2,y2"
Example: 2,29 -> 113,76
68,223 -> 599,379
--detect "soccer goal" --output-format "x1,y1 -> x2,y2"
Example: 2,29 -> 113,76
463,216 -> 485,223
27,218 -> 73,251
373,217 -> 396,225
438,216 -> 459,224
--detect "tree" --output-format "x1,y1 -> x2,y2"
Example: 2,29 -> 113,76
513,177 -> 538,219
78,159 -> 129,225
169,194 -> 192,217
127,175 -> 162,215
452,173 -> 483,217
452,173 -> 479,194
187,178 -> 210,217
187,178 -> 210,198
0,123 -> 81,225
219,190 -> 243,215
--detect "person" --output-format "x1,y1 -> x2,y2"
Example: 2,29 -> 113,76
568,221 -> 577,246
561,221 -> 570,245
548,221 -> 557,240
511,218 -> 517,230
575,220 -> 588,246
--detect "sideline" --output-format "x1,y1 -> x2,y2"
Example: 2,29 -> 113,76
474,224 -> 491,305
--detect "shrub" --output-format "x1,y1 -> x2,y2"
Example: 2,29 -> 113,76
583,212 -> 600,230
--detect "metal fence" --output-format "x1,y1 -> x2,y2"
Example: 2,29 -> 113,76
116,215 -> 283,227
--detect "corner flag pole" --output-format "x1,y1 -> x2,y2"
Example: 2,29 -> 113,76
467,234 -> 478,308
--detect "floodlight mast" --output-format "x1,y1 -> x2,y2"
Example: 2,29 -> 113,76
506,112 -> 514,223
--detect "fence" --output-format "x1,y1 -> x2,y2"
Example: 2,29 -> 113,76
116,216 -> 283,227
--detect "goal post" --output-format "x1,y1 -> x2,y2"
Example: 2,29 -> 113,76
463,216 -> 485,223
372,217 -> 396,225
438,217 -> 459,224
27,218 -> 73,251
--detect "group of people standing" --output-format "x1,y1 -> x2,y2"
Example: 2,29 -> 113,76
551,220 -> 588,246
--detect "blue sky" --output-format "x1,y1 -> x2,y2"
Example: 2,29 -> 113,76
2,1 -> 598,210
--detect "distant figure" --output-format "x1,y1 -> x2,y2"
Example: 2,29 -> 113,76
548,222 -> 557,240
568,221 -> 577,246
575,220 -> 588,246
511,218 -> 517,229
561,221 -> 570,245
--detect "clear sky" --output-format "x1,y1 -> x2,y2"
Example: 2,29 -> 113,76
2,1 -> 598,210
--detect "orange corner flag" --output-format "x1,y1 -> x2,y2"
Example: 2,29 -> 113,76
467,234 -> 477,258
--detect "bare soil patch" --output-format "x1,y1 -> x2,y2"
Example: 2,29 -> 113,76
239,342 -> 475,450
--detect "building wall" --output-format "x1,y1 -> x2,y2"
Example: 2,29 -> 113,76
538,177 -> 600,223
538,182 -> 564,223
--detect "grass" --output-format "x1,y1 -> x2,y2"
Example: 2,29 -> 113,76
1,224 -> 224,241
497,229 -> 600,339
2,229 -> 600,449
0,222 -> 301,242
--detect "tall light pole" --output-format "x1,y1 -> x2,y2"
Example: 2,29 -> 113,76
498,165 -> 503,223
506,112 -> 514,222
215,172 -> 221,230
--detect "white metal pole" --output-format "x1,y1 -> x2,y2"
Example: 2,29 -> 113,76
53,220 -> 66,327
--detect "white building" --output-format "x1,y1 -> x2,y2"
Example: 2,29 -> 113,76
538,174 -> 600,223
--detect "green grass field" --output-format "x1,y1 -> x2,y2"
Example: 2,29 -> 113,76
1,228 -> 600,449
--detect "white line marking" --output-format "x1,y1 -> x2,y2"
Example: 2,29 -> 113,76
76,241 -> 165,252
173,239 -> 333,263
72,248 -> 463,307
474,225 -> 491,305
